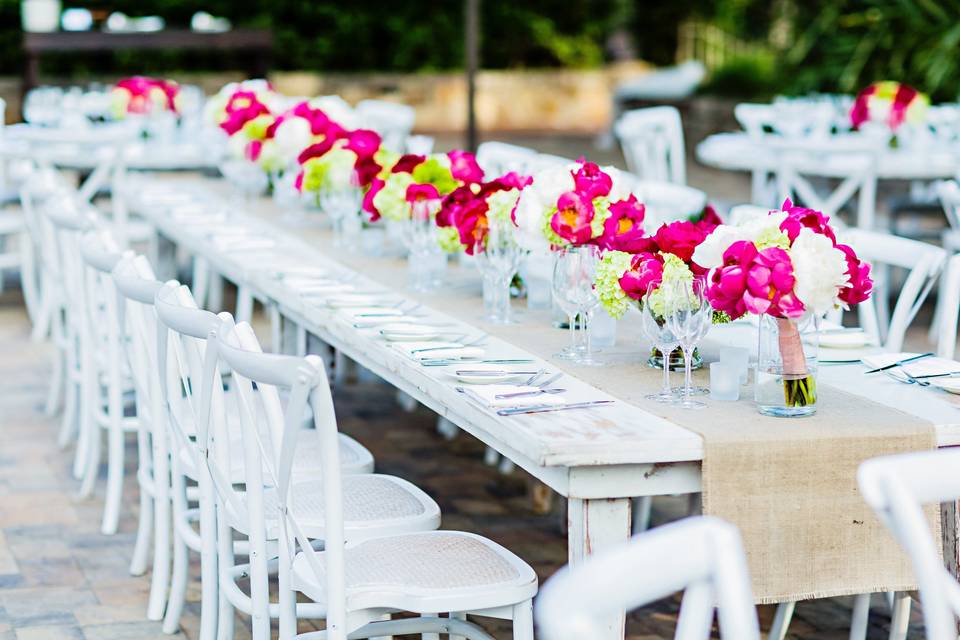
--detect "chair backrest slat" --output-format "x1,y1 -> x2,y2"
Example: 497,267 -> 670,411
615,106 -> 686,185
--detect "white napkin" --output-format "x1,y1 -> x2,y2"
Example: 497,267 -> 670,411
393,341 -> 484,361
861,353 -> 960,376
211,237 -> 276,252
275,266 -> 329,280
339,306 -> 405,319
462,385 -> 566,408
349,314 -> 422,328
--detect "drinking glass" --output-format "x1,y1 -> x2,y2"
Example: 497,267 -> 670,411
401,199 -> 443,292
219,159 -> 268,212
664,278 -> 712,409
475,217 -> 524,324
319,183 -> 362,248
551,245 -> 601,365
640,284 -> 679,402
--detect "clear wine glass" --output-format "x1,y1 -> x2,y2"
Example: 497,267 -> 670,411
475,217 -> 524,323
552,245 -> 601,365
552,248 -> 580,360
401,198 -> 442,292
664,278 -> 712,409
640,283 -> 680,402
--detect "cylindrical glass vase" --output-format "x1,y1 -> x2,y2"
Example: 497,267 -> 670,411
755,314 -> 819,417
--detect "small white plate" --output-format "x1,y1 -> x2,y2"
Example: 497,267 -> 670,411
931,378 -> 960,395
445,363 -> 533,385
379,323 -> 442,342
819,330 -> 872,349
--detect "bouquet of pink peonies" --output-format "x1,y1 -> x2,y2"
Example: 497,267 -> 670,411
111,76 -> 179,117
692,199 -> 873,410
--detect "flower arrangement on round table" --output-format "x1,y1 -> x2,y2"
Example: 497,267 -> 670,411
850,82 -> 929,143
692,199 -> 873,416
111,76 -> 180,117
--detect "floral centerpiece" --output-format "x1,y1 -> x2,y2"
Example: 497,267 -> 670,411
433,170 -> 532,255
363,151 -> 478,224
111,76 -> 180,117
850,82 -> 929,141
692,199 -> 873,415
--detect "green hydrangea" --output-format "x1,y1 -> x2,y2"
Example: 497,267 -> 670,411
487,189 -> 520,224
241,114 -> 274,141
647,253 -> 695,318
411,157 -> 457,195
540,206 -> 567,247
375,148 -> 400,178
755,227 -> 790,250
310,147 -> 356,191
436,226 -> 465,253
594,250 -> 635,319
589,197 -> 612,239
712,310 -> 732,325
301,158 -> 328,193
372,172 -> 416,221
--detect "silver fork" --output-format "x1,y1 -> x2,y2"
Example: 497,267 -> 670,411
882,369 -> 930,386
522,369 -> 547,386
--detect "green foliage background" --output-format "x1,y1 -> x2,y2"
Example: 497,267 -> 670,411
3,0 -> 959,100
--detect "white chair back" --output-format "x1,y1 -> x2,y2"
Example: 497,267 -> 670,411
774,147 -> 878,228
937,254 -> 960,359
935,179 -> 960,232
215,320 -> 340,638
614,106 -> 686,185
838,229 -> 947,352
476,141 -> 538,176
858,450 -> 960,640
535,516 -> 760,640
356,99 -> 415,153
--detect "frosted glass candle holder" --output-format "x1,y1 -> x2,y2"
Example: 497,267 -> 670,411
720,346 -> 750,384
710,361 -> 741,401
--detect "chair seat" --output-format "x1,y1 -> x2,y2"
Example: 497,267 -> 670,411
292,530 -> 537,615
178,430 -> 374,481
235,475 -> 440,541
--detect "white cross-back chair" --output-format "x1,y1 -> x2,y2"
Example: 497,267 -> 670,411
934,179 -> 960,256
936,255 -> 960,360
615,106 -> 686,185
203,319 -> 443,639
153,279 -> 381,639
214,319 -> 537,640
475,141 -> 538,177
111,253 -> 172,622
78,229 -> 142,535
858,449 -> 960,640
536,516 -> 759,640
835,229 -> 947,353
774,147 -> 878,228
356,99 -> 416,153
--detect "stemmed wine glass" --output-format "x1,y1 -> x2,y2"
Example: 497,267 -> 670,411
401,198 -> 443,291
664,278 -> 713,409
640,283 -> 680,402
551,245 -> 601,365
475,216 -> 524,324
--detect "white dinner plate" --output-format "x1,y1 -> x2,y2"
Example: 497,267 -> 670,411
379,323 -> 442,342
445,363 -> 534,385
818,330 -> 873,349
326,294 -> 390,308
931,378 -> 960,395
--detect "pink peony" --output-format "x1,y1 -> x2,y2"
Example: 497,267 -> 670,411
654,220 -> 710,271
453,197 -> 491,255
447,150 -> 485,184
836,243 -> 873,306
479,171 -> 532,196
619,252 -> 664,300
599,195 -> 652,253
362,178 -> 385,222
294,171 -> 305,193
436,185 -> 474,228
406,183 -> 441,204
244,140 -> 263,162
779,198 -> 837,244
345,129 -> 382,161
550,191 -> 595,245
571,160 -> 612,199
392,154 -> 426,174
706,241 -> 804,319
296,138 -> 337,165
353,156 -> 382,188
220,91 -> 270,135
693,204 -> 722,232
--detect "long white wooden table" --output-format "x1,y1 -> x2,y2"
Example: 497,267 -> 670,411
126,173 -> 960,639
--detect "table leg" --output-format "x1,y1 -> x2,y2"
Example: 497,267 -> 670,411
941,499 -> 960,634
567,497 -> 632,639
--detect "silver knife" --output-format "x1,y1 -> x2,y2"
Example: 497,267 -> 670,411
411,344 -> 465,354
455,370 -> 539,376
422,358 -> 534,367
497,400 -> 614,416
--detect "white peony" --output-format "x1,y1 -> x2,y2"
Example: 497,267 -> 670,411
273,116 -> 312,159
692,212 -> 790,268
789,228 -> 850,315
513,163 -> 576,252
310,95 -> 358,129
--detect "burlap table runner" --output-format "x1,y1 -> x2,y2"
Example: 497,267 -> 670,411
152,176 -> 942,603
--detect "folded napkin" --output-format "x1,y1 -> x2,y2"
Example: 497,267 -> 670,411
276,267 -> 329,280
211,237 -> 276,252
462,385 -> 566,408
294,282 -> 355,296
349,314 -> 421,328
862,353 -> 960,376
393,341 -> 484,362
339,307 -> 407,324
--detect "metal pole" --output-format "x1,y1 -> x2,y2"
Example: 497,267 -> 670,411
465,0 -> 479,152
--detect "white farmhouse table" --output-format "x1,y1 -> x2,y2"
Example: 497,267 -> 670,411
126,173 -> 960,639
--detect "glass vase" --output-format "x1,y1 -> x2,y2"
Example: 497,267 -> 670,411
755,314 -> 819,417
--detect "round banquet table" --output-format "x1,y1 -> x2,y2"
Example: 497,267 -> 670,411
696,131 -> 959,181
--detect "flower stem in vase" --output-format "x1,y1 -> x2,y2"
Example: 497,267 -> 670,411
777,317 -> 817,408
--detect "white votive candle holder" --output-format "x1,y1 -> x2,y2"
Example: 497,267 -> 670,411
710,361 -> 741,401
720,346 -> 750,384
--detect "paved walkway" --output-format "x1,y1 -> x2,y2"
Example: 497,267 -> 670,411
0,286 -> 924,639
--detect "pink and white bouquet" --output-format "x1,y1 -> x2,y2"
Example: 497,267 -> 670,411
594,207 -> 722,319
850,81 -> 929,133
111,76 -> 179,117
295,127 -> 384,195
513,159 -> 640,253
433,170 -> 532,255
363,151 -> 483,224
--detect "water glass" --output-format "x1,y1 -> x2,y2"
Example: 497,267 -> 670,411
401,200 -> 443,292
664,278 -> 712,409
475,217 -> 523,324
709,362 -> 741,401
640,284 -> 679,403
551,245 -> 601,365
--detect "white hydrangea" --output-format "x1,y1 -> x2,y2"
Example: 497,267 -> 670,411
692,211 -> 789,268
272,116 -> 312,161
